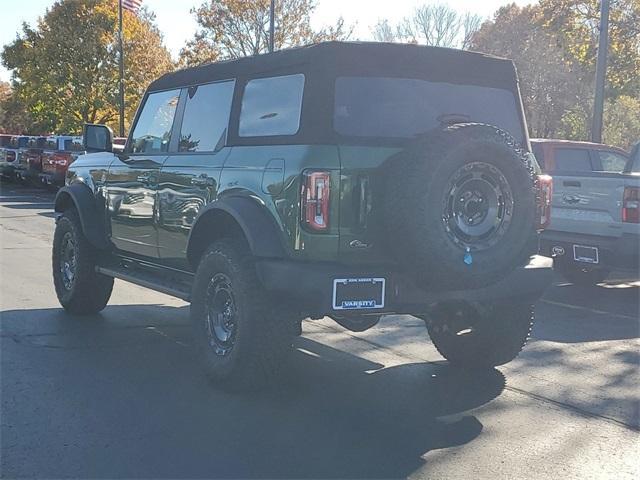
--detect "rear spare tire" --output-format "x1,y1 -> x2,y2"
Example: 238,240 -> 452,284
383,124 -> 537,290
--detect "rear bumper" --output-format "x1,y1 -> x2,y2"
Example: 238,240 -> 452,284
540,230 -> 639,273
256,255 -> 553,316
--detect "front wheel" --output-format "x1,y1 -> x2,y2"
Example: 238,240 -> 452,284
52,209 -> 114,314
426,302 -> 534,368
190,240 -> 293,390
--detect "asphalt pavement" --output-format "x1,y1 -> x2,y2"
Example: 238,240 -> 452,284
1,181 -> 639,479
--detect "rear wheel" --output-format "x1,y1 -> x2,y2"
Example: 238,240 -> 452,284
426,302 -> 534,368
52,209 -> 114,314
190,239 -> 293,390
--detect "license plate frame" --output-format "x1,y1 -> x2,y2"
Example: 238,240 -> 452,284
332,277 -> 385,310
573,244 -> 599,264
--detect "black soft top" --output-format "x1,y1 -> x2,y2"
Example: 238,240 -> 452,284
148,41 -> 519,92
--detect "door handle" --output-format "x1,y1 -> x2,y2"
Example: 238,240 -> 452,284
563,180 -> 581,187
191,174 -> 215,188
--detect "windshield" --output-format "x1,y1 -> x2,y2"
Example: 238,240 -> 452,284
334,76 -> 524,144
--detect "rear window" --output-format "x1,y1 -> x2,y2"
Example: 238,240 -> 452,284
0,135 -> 10,147
531,143 -> 545,170
596,150 -> 628,172
44,138 -> 58,150
334,77 -> 524,143
64,137 -> 84,152
553,148 -> 592,172
239,74 -> 305,137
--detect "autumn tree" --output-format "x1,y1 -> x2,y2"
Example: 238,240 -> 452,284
471,4 -> 590,138
1,0 -> 173,134
539,0 -> 640,97
179,0 -> 351,67
372,4 -> 481,49
0,81 -> 34,134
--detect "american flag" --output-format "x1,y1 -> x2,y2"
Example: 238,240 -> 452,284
122,0 -> 143,14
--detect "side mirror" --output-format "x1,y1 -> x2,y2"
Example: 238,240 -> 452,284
83,124 -> 113,152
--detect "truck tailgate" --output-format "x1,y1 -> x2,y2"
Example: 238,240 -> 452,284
550,173 -> 626,238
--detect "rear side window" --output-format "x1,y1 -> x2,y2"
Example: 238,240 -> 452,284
631,143 -> 640,173
0,135 -> 10,147
179,81 -> 235,152
553,148 -> 592,172
596,150 -> 628,172
239,74 -> 305,137
130,89 -> 180,154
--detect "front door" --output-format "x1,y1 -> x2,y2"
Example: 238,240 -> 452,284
106,88 -> 181,259
157,80 -> 236,270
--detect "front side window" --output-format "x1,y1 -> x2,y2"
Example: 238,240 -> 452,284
334,76 -> 524,143
239,74 -> 305,137
130,89 -> 180,154
553,148 -> 592,172
596,150 -> 628,172
179,81 -> 235,152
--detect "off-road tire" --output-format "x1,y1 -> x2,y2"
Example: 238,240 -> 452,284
427,302 -> 534,368
52,209 -> 114,314
190,239 -> 293,390
383,123 -> 537,290
556,262 -> 609,287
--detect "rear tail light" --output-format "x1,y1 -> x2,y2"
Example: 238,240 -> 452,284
622,186 -> 639,223
536,174 -> 553,230
301,171 -> 331,231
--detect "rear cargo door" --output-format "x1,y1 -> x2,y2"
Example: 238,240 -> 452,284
550,147 -> 626,238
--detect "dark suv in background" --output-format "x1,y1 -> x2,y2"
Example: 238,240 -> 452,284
52,42 -> 553,389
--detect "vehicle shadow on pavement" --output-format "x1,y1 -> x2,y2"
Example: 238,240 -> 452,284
1,305 -> 506,479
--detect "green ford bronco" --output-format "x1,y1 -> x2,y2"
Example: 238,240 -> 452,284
53,42 -> 553,389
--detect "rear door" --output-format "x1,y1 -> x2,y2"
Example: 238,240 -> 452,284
157,80 -> 235,270
550,146 -> 628,237
106,89 -> 180,258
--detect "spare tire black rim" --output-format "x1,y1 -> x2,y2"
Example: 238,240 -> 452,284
442,161 -> 514,251
205,273 -> 237,356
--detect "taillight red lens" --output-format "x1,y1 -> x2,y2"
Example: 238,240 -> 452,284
301,171 -> 331,231
536,174 -> 553,230
622,186 -> 639,223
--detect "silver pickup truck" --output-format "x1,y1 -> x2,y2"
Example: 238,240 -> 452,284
533,139 -> 639,285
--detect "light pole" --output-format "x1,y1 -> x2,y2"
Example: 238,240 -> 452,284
269,0 -> 275,53
591,0 -> 610,143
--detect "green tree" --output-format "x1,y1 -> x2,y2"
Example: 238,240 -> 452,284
0,81 -> 34,134
1,0 -> 173,134
603,95 -> 640,150
179,0 -> 351,67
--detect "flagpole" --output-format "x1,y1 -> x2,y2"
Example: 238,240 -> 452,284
118,0 -> 125,137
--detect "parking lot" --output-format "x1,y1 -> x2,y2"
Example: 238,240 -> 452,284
0,182 -> 638,479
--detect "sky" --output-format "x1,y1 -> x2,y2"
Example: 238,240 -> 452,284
0,0 -> 535,82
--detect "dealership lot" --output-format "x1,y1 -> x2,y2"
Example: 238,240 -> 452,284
1,183 -> 638,479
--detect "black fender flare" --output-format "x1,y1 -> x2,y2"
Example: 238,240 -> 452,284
54,183 -> 110,250
187,195 -> 287,266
